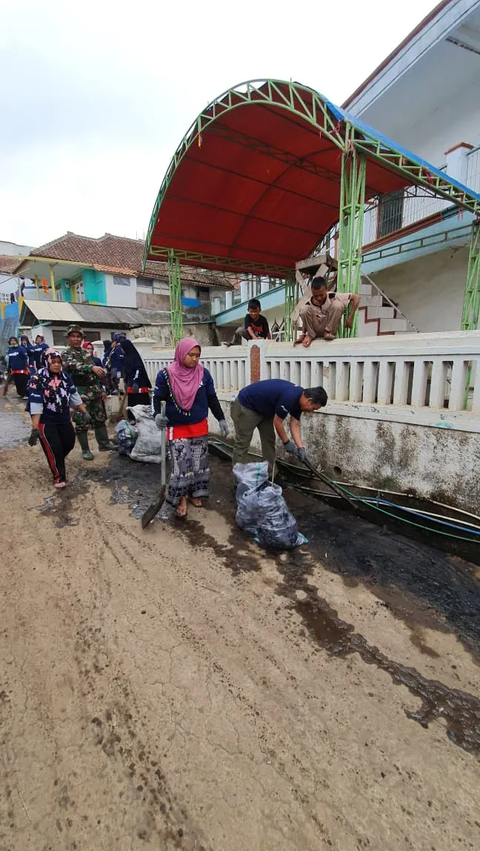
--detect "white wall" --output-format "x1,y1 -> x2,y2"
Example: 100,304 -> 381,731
104,273 -> 136,308
372,246 -> 470,332
0,240 -> 32,256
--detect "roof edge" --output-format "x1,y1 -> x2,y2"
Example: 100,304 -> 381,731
342,0 -> 452,108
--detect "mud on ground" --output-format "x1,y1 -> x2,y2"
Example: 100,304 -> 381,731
1,397 -> 480,850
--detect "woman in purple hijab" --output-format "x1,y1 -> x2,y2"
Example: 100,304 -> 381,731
153,338 -> 229,518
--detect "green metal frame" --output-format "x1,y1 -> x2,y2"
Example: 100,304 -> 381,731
283,276 -> 296,342
462,221 -> 480,330
168,249 -> 183,344
149,244 -> 293,280
336,136 -> 366,337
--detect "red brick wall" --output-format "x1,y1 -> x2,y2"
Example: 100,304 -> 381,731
250,345 -> 261,382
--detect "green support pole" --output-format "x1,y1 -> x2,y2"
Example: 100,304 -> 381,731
461,221 -> 480,409
168,249 -> 183,344
284,276 -> 295,342
462,221 -> 480,331
334,130 -> 366,338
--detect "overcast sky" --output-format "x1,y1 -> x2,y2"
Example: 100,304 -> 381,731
1,0 -> 436,249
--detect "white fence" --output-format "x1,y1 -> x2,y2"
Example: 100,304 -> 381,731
144,347 -> 250,392
143,333 -> 480,431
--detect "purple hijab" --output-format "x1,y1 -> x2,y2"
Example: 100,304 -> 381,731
167,338 -> 204,410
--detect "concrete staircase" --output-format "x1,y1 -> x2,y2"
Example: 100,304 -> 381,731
357,279 -> 416,336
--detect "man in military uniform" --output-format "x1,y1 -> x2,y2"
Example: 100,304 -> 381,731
63,324 -> 115,460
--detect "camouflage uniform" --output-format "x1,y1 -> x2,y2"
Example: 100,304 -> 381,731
63,346 -> 106,433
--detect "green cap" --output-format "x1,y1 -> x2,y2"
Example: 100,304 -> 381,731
65,324 -> 84,338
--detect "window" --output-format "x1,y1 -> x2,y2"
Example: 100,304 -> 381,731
136,276 -> 153,289
113,275 -> 130,287
196,286 -> 210,302
377,190 -> 404,237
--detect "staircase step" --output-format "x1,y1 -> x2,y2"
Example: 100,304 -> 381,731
366,306 -> 397,319
360,295 -> 383,307
380,318 -> 408,332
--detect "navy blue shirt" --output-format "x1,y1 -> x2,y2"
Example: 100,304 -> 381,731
238,379 -> 303,420
32,342 -> 49,369
28,371 -> 79,425
153,367 -> 224,426
7,346 -> 29,373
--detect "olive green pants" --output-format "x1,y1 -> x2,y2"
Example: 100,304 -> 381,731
231,397 -> 276,469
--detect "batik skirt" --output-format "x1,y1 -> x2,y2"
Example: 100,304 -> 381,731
167,435 -> 210,505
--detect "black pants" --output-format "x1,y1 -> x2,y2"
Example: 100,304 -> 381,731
127,391 -> 150,408
13,373 -> 28,397
38,422 -> 76,484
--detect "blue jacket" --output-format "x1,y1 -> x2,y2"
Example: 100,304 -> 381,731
28,369 -> 81,425
32,342 -> 49,369
153,367 -> 224,425
8,345 -> 29,373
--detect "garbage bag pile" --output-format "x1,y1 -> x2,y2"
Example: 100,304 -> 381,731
127,405 -> 163,464
233,461 -> 307,549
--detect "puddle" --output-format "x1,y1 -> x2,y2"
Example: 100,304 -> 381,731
296,595 -> 480,753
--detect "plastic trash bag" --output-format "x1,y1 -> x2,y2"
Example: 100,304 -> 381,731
233,461 -> 307,549
128,404 -> 163,464
115,418 -> 138,456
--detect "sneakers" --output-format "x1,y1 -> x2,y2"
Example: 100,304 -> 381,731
54,481 -> 66,489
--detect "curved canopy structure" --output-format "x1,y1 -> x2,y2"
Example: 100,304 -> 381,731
144,79 -> 480,278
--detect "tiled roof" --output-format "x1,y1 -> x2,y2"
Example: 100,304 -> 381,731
0,255 -> 20,275
24,232 -> 234,289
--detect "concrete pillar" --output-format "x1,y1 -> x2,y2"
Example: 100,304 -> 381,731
445,142 -> 473,186
212,297 -> 222,315
240,280 -> 249,302
225,291 -> 233,309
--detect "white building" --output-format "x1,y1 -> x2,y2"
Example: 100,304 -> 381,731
345,0 -> 480,334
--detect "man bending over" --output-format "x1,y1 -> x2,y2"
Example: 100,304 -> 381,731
232,378 -> 327,470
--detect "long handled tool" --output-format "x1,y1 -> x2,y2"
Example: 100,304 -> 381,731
301,454 -> 358,511
141,402 -> 167,528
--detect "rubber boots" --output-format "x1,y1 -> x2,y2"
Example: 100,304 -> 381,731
77,431 -> 94,461
95,425 -> 116,451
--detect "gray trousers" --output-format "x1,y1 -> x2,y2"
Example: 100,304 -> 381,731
231,397 -> 276,469
229,327 -> 250,345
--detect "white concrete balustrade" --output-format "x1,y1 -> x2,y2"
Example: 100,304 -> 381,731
144,348 -> 250,392
143,331 -> 480,432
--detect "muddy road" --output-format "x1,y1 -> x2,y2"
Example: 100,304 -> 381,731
1,396 -> 479,850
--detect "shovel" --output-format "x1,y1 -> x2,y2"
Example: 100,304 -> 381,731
141,402 -> 167,528
301,454 -> 357,511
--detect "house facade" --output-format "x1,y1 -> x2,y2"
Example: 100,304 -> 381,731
12,232 -> 233,346
213,0 -> 480,338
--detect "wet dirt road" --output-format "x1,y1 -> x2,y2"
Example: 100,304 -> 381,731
1,397 -> 480,850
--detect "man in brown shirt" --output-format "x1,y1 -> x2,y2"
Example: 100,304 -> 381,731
295,277 -> 360,347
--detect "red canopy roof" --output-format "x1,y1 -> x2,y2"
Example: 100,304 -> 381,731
145,80 -> 479,276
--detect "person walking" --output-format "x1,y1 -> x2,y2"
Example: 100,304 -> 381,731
6,336 -> 30,397
27,349 -> 90,488
231,378 -> 328,470
153,338 -> 229,518
63,324 -> 115,460
20,334 -> 35,373
31,335 -> 49,371
111,336 -> 151,407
